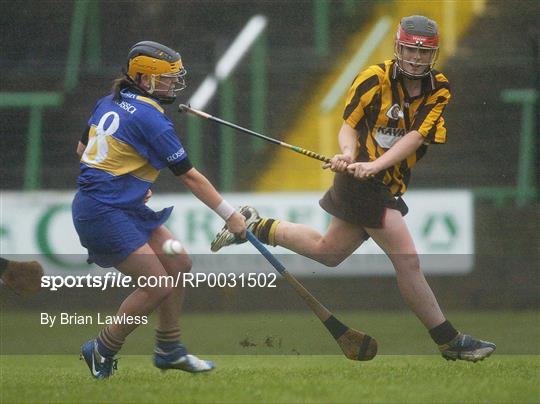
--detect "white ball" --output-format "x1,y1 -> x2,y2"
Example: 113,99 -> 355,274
162,239 -> 183,256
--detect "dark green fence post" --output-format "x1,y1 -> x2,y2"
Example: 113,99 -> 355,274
1,93 -> 63,190
220,78 -> 236,191
65,0 -> 89,92
86,0 -> 102,73
24,107 -> 44,190
314,0 -> 329,57
251,33 -> 267,152
501,89 -> 538,206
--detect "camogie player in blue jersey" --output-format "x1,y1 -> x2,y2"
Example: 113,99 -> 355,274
73,41 -> 246,379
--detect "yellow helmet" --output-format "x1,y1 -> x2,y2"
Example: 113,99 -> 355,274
126,41 -> 187,103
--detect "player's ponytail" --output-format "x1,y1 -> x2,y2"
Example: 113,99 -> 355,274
111,76 -> 132,102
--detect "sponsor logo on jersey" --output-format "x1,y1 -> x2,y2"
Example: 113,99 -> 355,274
167,147 -> 186,162
374,126 -> 405,149
386,104 -> 404,120
116,100 -> 137,114
121,90 -> 138,99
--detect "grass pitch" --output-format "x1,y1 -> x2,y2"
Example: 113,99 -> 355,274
1,355 -> 538,403
1,310 -> 539,403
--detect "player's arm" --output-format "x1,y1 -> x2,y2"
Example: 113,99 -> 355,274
338,122 -> 359,158
347,130 -> 424,178
76,142 -> 86,157
327,67 -> 381,173
77,126 -> 90,157
178,168 -> 246,235
323,122 -> 359,172
152,127 -> 245,233
349,81 -> 451,179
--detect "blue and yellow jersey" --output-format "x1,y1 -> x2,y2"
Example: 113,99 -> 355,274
78,88 -> 188,207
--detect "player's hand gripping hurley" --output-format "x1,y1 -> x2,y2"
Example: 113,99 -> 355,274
246,231 -> 377,361
178,104 -> 331,164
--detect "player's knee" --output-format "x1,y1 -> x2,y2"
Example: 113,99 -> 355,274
166,255 -> 192,276
314,240 -> 348,267
180,255 -> 193,273
139,274 -> 174,301
393,253 -> 421,274
318,253 -> 347,267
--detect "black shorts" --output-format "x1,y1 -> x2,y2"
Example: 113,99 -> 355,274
319,173 -> 408,229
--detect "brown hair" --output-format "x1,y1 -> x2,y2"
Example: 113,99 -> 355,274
112,73 -> 146,101
111,76 -> 131,101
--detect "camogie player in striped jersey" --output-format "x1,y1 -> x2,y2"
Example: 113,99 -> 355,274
213,16 -> 496,362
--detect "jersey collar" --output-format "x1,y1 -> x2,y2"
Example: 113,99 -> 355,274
120,88 -> 164,114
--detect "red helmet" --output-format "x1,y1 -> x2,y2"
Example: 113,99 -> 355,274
394,15 -> 439,79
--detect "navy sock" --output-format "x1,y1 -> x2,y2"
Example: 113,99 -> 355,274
429,320 -> 459,345
96,337 -> 118,358
96,327 -> 123,357
157,341 -> 184,352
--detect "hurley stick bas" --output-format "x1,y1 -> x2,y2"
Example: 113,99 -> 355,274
245,231 -> 377,361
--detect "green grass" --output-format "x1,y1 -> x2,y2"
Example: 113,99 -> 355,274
1,355 -> 538,403
1,310 -> 539,355
1,310 -> 539,403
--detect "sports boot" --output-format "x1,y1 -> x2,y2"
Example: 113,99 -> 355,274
80,339 -> 118,379
211,206 -> 261,252
439,334 -> 496,362
154,343 -> 214,373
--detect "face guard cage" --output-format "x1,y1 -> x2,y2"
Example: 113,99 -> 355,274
394,21 -> 439,79
394,42 -> 439,78
148,68 -> 188,95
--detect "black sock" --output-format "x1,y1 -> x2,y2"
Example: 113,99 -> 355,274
0,258 -> 9,276
429,320 -> 459,345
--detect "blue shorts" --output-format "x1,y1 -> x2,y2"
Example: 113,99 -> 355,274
72,191 -> 173,268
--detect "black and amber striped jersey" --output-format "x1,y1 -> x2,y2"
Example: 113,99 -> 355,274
343,59 -> 451,196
